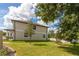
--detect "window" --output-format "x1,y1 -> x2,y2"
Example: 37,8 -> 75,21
24,33 -> 28,37
8,32 -> 9,36
10,33 -> 12,36
43,34 -> 45,38
33,25 -> 36,30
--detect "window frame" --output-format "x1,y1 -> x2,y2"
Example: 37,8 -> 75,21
33,25 -> 36,30
43,34 -> 45,38
24,33 -> 28,37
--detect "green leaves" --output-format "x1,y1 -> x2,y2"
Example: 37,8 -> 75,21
35,3 -> 59,23
25,20 -> 35,40
36,3 -> 79,41
0,49 -> 7,56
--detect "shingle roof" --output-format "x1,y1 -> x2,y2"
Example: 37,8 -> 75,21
4,29 -> 14,31
11,19 -> 48,28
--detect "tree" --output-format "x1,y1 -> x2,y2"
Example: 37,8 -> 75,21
35,3 -> 61,40
35,3 -> 60,24
0,31 -> 3,49
57,4 -> 79,47
25,20 -> 35,40
48,30 -> 54,38
36,3 -> 79,45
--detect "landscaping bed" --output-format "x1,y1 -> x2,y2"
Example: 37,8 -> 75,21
0,48 -> 7,56
0,46 -> 16,56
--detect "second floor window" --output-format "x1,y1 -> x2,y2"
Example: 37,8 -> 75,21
33,25 -> 36,30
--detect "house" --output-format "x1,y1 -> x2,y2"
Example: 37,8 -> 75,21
3,29 -> 14,40
4,20 -> 48,40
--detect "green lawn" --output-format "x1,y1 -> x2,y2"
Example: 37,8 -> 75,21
4,40 -> 79,56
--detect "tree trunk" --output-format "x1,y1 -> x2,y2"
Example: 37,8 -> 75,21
29,35 -> 32,44
56,38 -> 60,42
46,22 -> 48,40
73,42 -> 76,47
46,28 -> 48,40
0,31 -> 3,49
30,34 -> 32,40
30,36 -> 31,41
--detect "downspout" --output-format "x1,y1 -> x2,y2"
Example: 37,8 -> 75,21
46,27 -> 48,40
13,21 -> 16,40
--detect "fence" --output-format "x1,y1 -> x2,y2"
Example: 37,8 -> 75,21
0,31 -> 3,49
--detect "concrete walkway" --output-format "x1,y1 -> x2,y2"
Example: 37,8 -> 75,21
3,42 -> 10,44
50,38 -> 70,44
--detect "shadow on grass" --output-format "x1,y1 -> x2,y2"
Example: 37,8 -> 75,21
33,43 -> 47,46
9,40 -> 51,42
58,45 -> 79,56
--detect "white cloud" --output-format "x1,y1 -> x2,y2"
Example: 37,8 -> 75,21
37,20 -> 47,26
3,3 -> 52,30
3,3 -> 36,29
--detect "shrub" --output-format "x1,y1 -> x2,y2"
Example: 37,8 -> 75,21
6,36 -> 13,40
0,49 -> 7,56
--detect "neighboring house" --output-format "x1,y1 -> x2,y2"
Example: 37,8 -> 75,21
4,20 -> 48,40
4,29 -> 14,40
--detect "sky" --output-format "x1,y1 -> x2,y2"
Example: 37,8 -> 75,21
0,3 -> 21,29
0,3 -> 59,30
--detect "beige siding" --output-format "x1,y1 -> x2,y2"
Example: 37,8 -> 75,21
14,21 -> 47,40
15,22 -> 27,40
16,31 -> 24,40
31,33 -> 46,40
15,22 -> 28,30
35,26 -> 47,34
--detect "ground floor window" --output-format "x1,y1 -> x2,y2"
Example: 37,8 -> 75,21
24,33 -> 28,37
10,33 -> 12,37
43,34 -> 45,38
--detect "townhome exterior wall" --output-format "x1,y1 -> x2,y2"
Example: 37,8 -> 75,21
12,20 -> 48,40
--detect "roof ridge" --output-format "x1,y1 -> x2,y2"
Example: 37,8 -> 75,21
11,19 -> 48,28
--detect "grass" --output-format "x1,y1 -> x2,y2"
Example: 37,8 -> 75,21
3,40 -> 79,56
